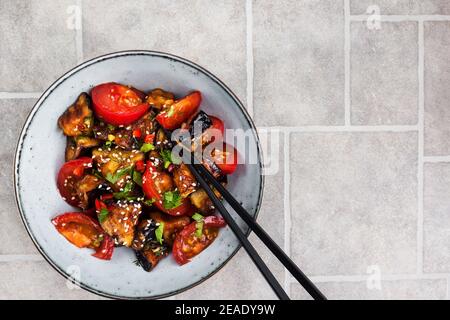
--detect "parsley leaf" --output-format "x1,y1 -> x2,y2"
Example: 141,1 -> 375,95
113,181 -> 134,200
162,190 -> 182,209
143,198 -> 156,206
192,213 -> 204,238
160,149 -> 181,169
195,221 -> 204,238
140,143 -> 155,153
192,213 -> 204,222
132,170 -> 142,187
105,166 -> 132,184
155,222 -> 164,245
98,208 -> 110,223
167,105 -> 175,118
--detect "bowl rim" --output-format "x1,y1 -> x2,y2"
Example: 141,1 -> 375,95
13,50 -> 265,300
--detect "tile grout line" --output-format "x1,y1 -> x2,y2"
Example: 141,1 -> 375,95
417,20 -> 424,275
344,0 -> 351,126
423,155 -> 450,163
306,273 -> 450,284
76,0 -> 84,64
245,0 -> 254,118
350,14 -> 450,22
283,132 -> 291,295
260,125 -> 418,133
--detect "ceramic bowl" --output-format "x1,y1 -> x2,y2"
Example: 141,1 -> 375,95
14,51 -> 264,299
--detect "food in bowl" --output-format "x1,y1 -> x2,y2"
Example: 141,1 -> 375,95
52,82 -> 238,271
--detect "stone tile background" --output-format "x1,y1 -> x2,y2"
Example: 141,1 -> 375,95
1,0 -> 450,300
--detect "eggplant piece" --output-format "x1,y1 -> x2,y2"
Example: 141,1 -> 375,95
58,92 -> 93,137
99,201 -> 142,247
92,147 -> 145,190
75,174 -> 103,210
146,88 -> 174,110
189,181 -> 225,215
148,211 -> 190,246
132,218 -> 168,271
202,157 -> 223,180
173,163 -> 197,198
189,111 -> 212,136
65,136 -> 101,161
155,128 -> 173,149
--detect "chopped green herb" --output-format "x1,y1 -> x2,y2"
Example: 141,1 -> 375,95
195,221 -> 204,238
132,170 -> 143,186
107,124 -> 116,131
160,149 -> 181,169
98,208 -> 110,223
162,190 -> 182,209
143,198 -> 156,206
191,213 -> 204,222
113,181 -> 134,200
140,143 -> 155,153
155,222 -> 164,245
167,105 -> 175,118
191,213 -> 204,238
105,166 -> 132,184
104,140 -> 112,148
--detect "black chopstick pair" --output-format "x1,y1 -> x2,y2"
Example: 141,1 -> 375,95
184,160 -> 327,301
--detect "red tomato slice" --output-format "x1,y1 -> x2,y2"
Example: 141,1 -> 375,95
142,160 -> 194,216
52,212 -> 114,260
207,143 -> 238,175
209,116 -> 224,135
156,91 -> 201,130
172,215 -> 226,265
57,157 -> 93,208
91,82 -> 149,126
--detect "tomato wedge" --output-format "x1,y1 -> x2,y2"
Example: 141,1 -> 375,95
156,91 -> 201,130
142,160 -> 194,216
91,82 -> 149,126
52,212 -> 114,260
206,143 -> 238,175
172,215 -> 226,265
57,157 -> 93,208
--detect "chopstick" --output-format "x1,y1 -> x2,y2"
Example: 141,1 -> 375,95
163,127 -> 326,300
193,163 -> 326,300
184,161 -> 290,300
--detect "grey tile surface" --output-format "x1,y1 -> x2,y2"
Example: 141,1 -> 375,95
290,132 -> 418,276
292,279 -> 447,300
253,0 -> 345,126
351,21 -> 418,125
83,0 -> 247,104
350,0 -> 450,15
0,99 -> 38,254
424,163 -> 450,273
173,131 -> 285,299
0,261 -> 103,299
0,0 -> 77,91
424,22 -> 450,156
2,0 -> 450,300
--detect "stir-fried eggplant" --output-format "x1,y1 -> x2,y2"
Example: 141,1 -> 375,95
65,136 -> 101,161
146,88 -> 174,110
66,174 -> 103,210
55,84 -> 233,267
58,93 -> 94,137
173,163 -> 197,198
148,211 -> 190,246
189,185 -> 224,215
92,147 -> 144,190
133,219 -> 168,271
99,200 -> 142,247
